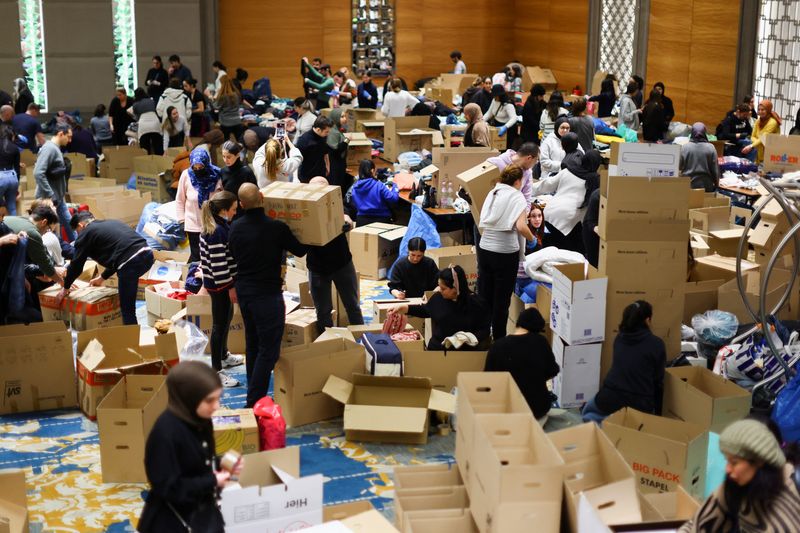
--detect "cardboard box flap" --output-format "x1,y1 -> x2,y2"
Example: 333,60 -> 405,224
419,164 -> 439,176
344,404 -> 428,434
428,388 -> 456,414
323,374 -> 354,405
0,321 -> 66,338
583,477 -> 643,525
237,446 -> 300,488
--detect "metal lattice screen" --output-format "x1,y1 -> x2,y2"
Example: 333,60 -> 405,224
598,0 -> 637,85
754,0 -> 800,134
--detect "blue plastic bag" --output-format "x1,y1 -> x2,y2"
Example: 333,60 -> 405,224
773,370 -> 800,442
388,204 -> 440,278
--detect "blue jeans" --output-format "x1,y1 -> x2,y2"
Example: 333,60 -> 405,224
0,170 -> 18,215
55,199 -> 76,242
738,139 -> 757,162
237,290 -> 285,407
117,250 -> 154,325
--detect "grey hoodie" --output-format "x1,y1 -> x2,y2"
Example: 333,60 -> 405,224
618,94 -> 640,131
156,87 -> 193,123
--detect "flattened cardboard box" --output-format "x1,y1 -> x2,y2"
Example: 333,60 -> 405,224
96,374 -> 168,483
350,223 -> 407,280
690,254 -> 759,282
76,326 -> 178,419
213,408 -> 260,456
602,408 -> 708,500
274,338 -> 366,428
0,323 -> 75,416
323,374 -> 455,444
261,181 -> 345,246
663,366 -> 751,433
0,470 -> 29,533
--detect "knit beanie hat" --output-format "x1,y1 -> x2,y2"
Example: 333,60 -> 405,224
719,419 -> 786,469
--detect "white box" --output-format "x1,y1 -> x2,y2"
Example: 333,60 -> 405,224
552,337 -> 601,409
550,263 -> 607,345
220,446 -> 324,532
610,143 -> 681,177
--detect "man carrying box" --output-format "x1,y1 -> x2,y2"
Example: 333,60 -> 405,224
229,183 -> 308,407
58,211 -> 154,325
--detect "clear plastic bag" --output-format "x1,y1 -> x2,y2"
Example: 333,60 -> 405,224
692,310 -> 739,358
173,319 -> 210,362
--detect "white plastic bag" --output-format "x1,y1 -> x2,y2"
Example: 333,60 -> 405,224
173,319 -> 210,362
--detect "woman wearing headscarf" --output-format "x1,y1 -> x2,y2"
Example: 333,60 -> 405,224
12,78 -> 33,115
680,123 -> 720,192
483,85 -> 519,150
653,82 -> 674,124
324,108 -> 350,189
138,361 -> 238,532
531,149 -> 602,253
742,99 -> 781,163
177,148 -> 223,262
539,91 -> 569,139
463,103 -> 491,148
540,117 -> 582,178
641,90 -> 668,143
559,132 -> 583,172
521,84 -> 547,144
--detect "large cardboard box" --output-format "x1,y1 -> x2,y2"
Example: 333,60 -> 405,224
323,374 -> 455,444
76,326 -> 178,419
662,366 -> 752,433
274,338 -> 365,427
220,446 -> 324,532
455,162 -> 501,224
345,107 -> 383,132
350,223 -> 407,280
100,145 -> 147,183
399,343 -> 487,392
469,414 -> 563,533
394,486 -> 468,531
454,372 -> 532,481
70,189 -> 152,226
144,282 -> 186,324
598,220 -> 689,283
521,66 -> 558,92
180,294 -> 245,355
96,374 -> 168,483
689,206 -> 732,235
133,155 -> 174,203
431,147 -> 498,192
38,283 -> 123,331
603,408 -> 708,499
65,153 -> 97,177
372,297 -> 425,333
0,471 -> 28,533
344,132 -> 373,166
552,337 -> 601,408
690,254 -> 759,282
684,280 -> 725,324
282,307 -> 322,347
608,143 -> 681,177
0,322 -> 76,416
426,245 -> 478,293
599,175 -> 690,227
550,263 -> 607,345
212,408 -> 260,456
383,116 -> 444,162
749,215 -> 790,250
763,133 -> 800,173
261,181 -> 345,246
717,269 -> 800,323
548,423 -> 641,533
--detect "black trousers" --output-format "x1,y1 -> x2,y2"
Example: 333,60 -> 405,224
546,221 -> 585,254
187,232 -> 201,263
209,288 -> 233,371
477,246 -> 519,340
139,132 -> 164,156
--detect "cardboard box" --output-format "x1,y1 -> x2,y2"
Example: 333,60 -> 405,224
399,343 -> 487,392
321,501 -> 375,523
213,408 -> 260,456
749,213 -> 790,249
455,162 -> 501,224
402,508 -> 478,533
609,143 -> 681,177
180,294 -> 245,354
100,145 -> 147,183
0,471 -> 28,533
70,189 -> 152,226
684,280 -> 725,324
598,220 -> 689,283
469,414 -> 563,533
220,446 -> 324,532
274,338 -> 366,427
134,155 -> 175,203
454,372 -> 533,481
550,263 -> 607,345
344,132 -> 373,166
394,486 -> 468,531
431,147 -> 498,192
261,181 -> 345,246
66,152 -> 96,177
373,297 -> 425,333
345,107 -> 384,132
690,232 -> 711,258
548,423 -> 641,533
708,228 -> 747,258
689,206 -> 732,235
393,463 -> 462,491
763,133 -> 800,173
602,408 -> 708,499
426,245 -> 478,293
383,116 -> 445,162
717,269 -> 800,323
599,175 -> 690,227
76,326 -> 178,419
283,307 -> 321,347
315,327 -> 356,343
96,374 -> 168,483
521,66 -> 558,92
323,374 -> 455,444
144,282 -> 186,323
642,487 -> 701,523
552,337 -> 601,408
350,223 -> 407,280
0,322 -> 77,416
438,230 -> 464,247
691,254 -> 759,282
662,366 -> 752,433
38,283 -> 123,331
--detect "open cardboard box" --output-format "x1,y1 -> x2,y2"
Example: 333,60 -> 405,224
579,486 -> 700,532
717,268 -> 800,323
144,281 -> 186,324
323,374 -> 455,444
177,294 -> 245,354
261,181 -> 345,246
350,223 -> 407,280
399,343 -> 487,392
684,280 -> 725,324
274,338 -> 366,428
469,414 -> 563,533
552,337 -> 601,408
394,486 -> 468,531
602,408 -> 708,500
550,263 -> 607,345
663,366 -> 751,433
220,446 -> 324,532
344,132 -> 373,166
402,508 -> 478,533
690,254 -> 759,282
383,116 -> 444,161
133,155 -> 174,202
393,463 -> 463,491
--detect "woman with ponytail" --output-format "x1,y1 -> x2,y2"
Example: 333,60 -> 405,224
200,191 -> 242,388
253,136 -> 303,188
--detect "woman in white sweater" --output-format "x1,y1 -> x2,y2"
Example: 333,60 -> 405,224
253,136 -> 303,187
483,85 -> 519,150
292,97 -> 317,143
540,117 -> 584,177
381,79 -> 419,118
531,149 -> 602,253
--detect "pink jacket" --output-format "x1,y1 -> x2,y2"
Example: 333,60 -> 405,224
486,150 -> 533,205
175,170 -> 222,233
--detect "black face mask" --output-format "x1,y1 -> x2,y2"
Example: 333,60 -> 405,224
193,168 -> 208,179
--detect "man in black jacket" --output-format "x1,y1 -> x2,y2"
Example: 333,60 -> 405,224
228,183 -> 307,407
58,211 -> 154,325
356,70 -> 378,109
296,116 -> 332,183
716,104 -> 753,157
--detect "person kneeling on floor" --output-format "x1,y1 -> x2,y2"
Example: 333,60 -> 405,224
582,300 -> 666,423
387,237 -> 439,299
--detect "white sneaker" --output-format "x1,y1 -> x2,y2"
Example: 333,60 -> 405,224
218,370 -> 240,388
222,352 -> 244,368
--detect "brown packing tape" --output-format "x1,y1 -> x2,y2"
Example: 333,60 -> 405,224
30,385 -> 65,413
